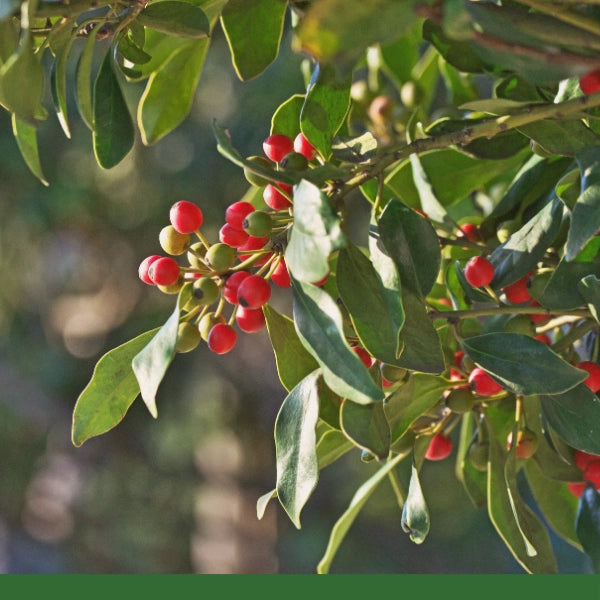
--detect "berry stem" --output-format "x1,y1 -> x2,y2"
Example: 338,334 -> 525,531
194,229 -> 212,251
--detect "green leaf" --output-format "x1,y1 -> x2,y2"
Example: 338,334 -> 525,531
132,286 -> 190,418
136,1 -> 210,38
51,27 -> 80,139
263,303 -> 319,392
316,451 -> 406,574
316,426 -> 354,470
257,489 -> 277,520
330,132 -> 379,164
275,369 -> 321,529
566,146 -> 600,261
0,0 -> 20,20
336,240 -> 403,364
93,50 -> 135,169
220,0 -> 287,81
540,385 -> 600,455
285,179 -> 346,283
401,461 -> 430,545
377,198 -> 441,298
455,412 -> 487,508
578,275 -> 600,323
291,277 -> 385,405
378,25 -> 421,88
74,20 -> 102,131
519,120 -> 600,158
340,400 -> 390,460
539,257 -> 600,310
11,114 -> 49,187
271,94 -> 305,139
576,486 -> 600,573
71,328 -> 159,447
463,333 -> 587,396
0,19 -> 19,64
300,62 -> 351,159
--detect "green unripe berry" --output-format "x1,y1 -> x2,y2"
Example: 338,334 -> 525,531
198,312 -> 226,341
175,321 -> 201,353
205,242 -> 236,273
445,386 -> 476,413
159,225 -> 191,256
504,314 -> 536,337
243,210 -> 272,237
280,151 -> 308,171
468,440 -> 489,472
187,241 -> 207,269
244,156 -> 273,187
192,276 -> 219,306
158,275 -> 185,294
380,363 -> 408,382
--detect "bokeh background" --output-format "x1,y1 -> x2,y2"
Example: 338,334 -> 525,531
0,21 -> 592,574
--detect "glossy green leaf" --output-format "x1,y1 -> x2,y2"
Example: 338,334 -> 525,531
271,94 -> 305,139
578,275 -> 600,324
74,21 -> 102,131
93,51 -> 135,169
285,179 -> 346,283
71,328 -> 159,447
263,303 -> 319,392
275,369 -> 321,529
401,461 -> 430,545
539,257 -> 600,310
576,486 -> 600,573
316,427 -> 354,470
340,400 -> 390,460
291,277 -> 384,405
336,240 -> 403,364
220,0 -> 286,81
566,146 -> 600,261
317,451 -> 406,574
540,385 -> 600,455
378,198 -> 441,297
132,286 -> 191,418
463,333 -> 587,396
300,62 -> 351,159
136,1 -> 210,39
11,114 -> 49,187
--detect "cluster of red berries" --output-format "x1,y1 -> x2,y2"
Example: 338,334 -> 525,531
569,449 -> 600,497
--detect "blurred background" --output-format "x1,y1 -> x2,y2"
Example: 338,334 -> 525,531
0,21 -> 592,574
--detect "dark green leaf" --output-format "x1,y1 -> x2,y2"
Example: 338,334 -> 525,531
576,486 -> 600,573
578,275 -> 600,323
71,328 -> 159,447
401,461 -> 430,545
286,179 -> 346,283
340,400 -> 390,460
519,120 -> 600,158
540,257 -> 600,310
137,1 -> 210,39
74,21 -> 102,130
275,369 -> 321,529
263,303 -> 319,392
464,333 -> 587,396
220,0 -> 286,80
271,94 -> 305,139
93,51 -> 134,168
291,277 -> 384,405
11,114 -> 49,187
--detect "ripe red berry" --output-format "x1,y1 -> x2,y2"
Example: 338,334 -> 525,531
534,333 -> 551,345
207,323 -> 237,354
237,274 -> 271,309
219,223 -> 249,248
271,258 -> 291,288
139,255 -> 161,285
469,367 -> 504,397
457,223 -> 479,242
237,235 -> 269,253
579,69 -> 600,95
351,346 -> 375,368
235,306 -> 266,333
528,300 -> 551,324
263,134 -> 294,163
425,433 -> 453,461
223,271 -> 251,304
503,276 -> 532,304
293,132 -> 317,161
464,256 -> 495,288
577,361 -> 600,393
148,256 -> 180,286
263,183 -> 292,210
169,200 -> 204,234
225,201 -> 255,231
574,449 -> 599,471
568,481 -> 587,497
583,459 -> 600,488
507,429 -> 538,460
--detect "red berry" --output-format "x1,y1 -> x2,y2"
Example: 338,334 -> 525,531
469,367 -> 504,397
577,361 -> 600,393
263,134 -> 294,163
457,223 -> 479,242
223,271 -> 251,304
169,200 -> 203,234
507,429 -> 538,460
503,276 -> 531,304
312,271 -> 330,287
148,256 -> 180,286
237,274 -> 271,309
237,235 -> 269,253
464,256 -> 495,288
271,258 -> 291,288
263,183 -> 292,210
583,459 -> 600,488
574,449 -> 599,471
568,481 -> 587,498
225,201 -> 255,231
351,346 -> 375,368
425,433 -> 453,461
219,223 -> 249,248
235,306 -> 266,333
293,132 -> 317,161
528,300 -> 551,324
579,69 -> 600,95
139,255 -> 161,285
207,323 -> 237,354
534,333 -> 551,345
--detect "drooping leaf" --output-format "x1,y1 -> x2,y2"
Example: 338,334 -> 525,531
576,485 -> 600,573
11,114 -> 49,187
136,1 -> 210,38
340,400 -> 390,460
220,0 -> 287,81
463,333 -> 587,396
275,369 -> 321,529
263,303 -> 319,392
257,488 -> 277,520
71,328 -> 159,447
93,50 -> 135,168
285,179 -> 346,283
74,20 -> 102,130
401,460 -> 430,545
291,277 -> 384,405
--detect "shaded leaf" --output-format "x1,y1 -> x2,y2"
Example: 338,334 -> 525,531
75,20 -> 102,130
340,400 -> 390,460
455,412 -> 487,508
578,274 -> 600,324
540,257 -> 600,310
11,114 -> 49,187
576,485 -> 600,573
401,461 -> 430,544
316,427 -> 354,470
519,120 -> 600,158
137,1 -> 210,39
